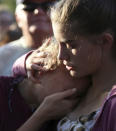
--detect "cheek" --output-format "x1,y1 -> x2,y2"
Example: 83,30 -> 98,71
71,45 -> 102,76
87,45 -> 102,68
79,44 -> 102,65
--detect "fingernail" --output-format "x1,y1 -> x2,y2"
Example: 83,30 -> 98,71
37,52 -> 44,56
37,52 -> 48,57
44,52 -> 49,55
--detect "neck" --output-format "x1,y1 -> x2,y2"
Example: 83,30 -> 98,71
92,58 -> 116,93
83,57 -> 116,109
69,57 -> 116,120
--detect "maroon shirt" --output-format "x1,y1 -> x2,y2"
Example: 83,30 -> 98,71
0,76 -> 58,131
0,76 -> 33,131
92,86 -> 116,131
13,53 -> 116,130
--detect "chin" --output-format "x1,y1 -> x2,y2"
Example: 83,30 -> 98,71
70,70 -> 79,78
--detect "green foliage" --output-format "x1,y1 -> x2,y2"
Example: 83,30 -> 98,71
0,0 -> 16,12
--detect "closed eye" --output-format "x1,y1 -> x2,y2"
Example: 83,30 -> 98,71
59,39 -> 76,49
65,40 -> 76,49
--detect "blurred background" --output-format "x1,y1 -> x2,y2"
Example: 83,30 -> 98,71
0,0 -> 22,46
0,0 -> 16,12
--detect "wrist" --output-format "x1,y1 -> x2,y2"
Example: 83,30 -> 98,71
34,106 -> 49,123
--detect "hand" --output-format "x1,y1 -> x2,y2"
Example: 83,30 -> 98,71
26,50 -> 48,83
37,88 -> 79,121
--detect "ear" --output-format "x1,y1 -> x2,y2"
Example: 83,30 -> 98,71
101,33 -> 113,49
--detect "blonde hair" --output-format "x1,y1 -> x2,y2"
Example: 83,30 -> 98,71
38,37 -> 60,71
50,0 -> 79,24
50,0 -> 116,36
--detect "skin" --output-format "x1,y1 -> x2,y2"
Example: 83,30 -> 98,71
51,22 -> 116,90
19,64 -> 90,106
15,0 -> 53,48
15,1 -> 116,129
17,88 -> 77,131
52,23 -> 103,78
15,21 -> 116,129
51,20 -> 116,120
17,64 -> 90,131
35,64 -> 90,103
22,21 -> 114,119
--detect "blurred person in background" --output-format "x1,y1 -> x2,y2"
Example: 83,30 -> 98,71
0,5 -> 21,46
0,0 -> 54,76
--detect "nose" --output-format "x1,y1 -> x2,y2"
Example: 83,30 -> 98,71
58,43 -> 70,61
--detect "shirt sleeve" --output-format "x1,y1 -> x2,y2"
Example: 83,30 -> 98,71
0,76 -> 12,130
12,51 -> 33,77
93,95 -> 116,131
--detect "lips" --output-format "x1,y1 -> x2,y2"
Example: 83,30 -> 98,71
63,60 -> 74,71
66,65 -> 73,71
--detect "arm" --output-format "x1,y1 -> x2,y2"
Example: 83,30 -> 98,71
12,51 -> 33,77
12,49 -> 48,81
93,95 -> 116,131
17,106 -> 48,131
17,88 -> 77,131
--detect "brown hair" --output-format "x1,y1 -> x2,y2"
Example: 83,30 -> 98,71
51,0 -> 116,36
38,37 -> 60,71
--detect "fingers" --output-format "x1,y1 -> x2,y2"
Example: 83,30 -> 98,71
26,51 -> 49,72
27,71 -> 36,82
27,71 -> 41,83
31,65 -> 49,72
55,88 -> 77,99
39,88 -> 79,120
30,58 -> 44,66
33,51 -> 48,58
31,64 -> 42,71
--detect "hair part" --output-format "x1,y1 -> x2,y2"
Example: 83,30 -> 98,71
51,0 -> 116,58
51,0 -> 116,36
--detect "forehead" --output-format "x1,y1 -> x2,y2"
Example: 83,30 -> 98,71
52,22 -> 78,44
